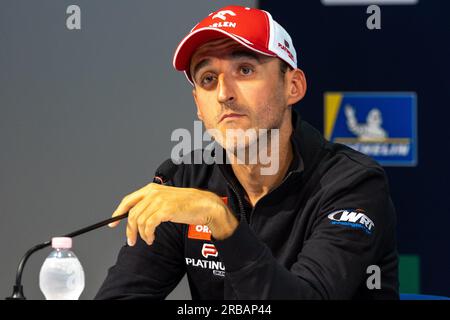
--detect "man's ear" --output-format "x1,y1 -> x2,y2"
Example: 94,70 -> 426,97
192,88 -> 203,121
286,68 -> 307,106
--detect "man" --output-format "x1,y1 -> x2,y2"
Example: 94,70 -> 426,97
96,5 -> 398,299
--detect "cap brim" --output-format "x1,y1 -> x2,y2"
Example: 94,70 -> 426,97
173,27 -> 276,84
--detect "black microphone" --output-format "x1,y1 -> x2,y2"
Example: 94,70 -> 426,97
6,159 -> 178,300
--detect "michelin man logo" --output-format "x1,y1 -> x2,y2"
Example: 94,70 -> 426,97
345,105 -> 388,142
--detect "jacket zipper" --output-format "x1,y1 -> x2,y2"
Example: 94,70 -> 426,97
226,181 -> 247,222
226,170 -> 296,225
247,171 -> 295,224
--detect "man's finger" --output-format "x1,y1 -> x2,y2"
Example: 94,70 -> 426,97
108,192 -> 145,228
127,204 -> 144,246
137,214 -> 151,245
126,220 -> 138,246
144,212 -> 166,245
142,204 -> 160,245
108,221 -> 120,228
126,195 -> 152,234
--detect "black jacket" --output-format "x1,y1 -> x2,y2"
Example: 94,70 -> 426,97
95,111 -> 399,300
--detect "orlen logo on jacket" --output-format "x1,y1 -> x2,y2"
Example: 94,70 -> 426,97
202,243 -> 218,258
188,224 -> 212,241
187,197 -> 228,241
328,209 -> 375,234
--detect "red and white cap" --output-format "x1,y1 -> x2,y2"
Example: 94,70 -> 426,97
173,5 -> 297,85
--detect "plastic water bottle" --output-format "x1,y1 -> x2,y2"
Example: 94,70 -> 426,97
39,237 -> 85,300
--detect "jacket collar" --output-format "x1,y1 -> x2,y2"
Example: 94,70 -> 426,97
288,109 -> 305,176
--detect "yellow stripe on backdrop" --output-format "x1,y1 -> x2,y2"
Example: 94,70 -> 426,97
324,92 -> 342,140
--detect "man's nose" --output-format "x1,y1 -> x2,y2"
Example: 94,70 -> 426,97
217,73 -> 236,104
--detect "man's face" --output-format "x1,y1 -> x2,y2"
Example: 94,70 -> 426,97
190,38 -> 291,150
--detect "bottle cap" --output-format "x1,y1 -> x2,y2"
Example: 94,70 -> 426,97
51,237 -> 72,249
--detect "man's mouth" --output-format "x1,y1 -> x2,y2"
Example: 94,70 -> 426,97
219,113 -> 245,123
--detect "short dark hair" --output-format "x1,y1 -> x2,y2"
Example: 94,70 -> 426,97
279,59 -> 293,77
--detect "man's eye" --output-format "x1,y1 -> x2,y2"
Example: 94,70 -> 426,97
201,75 -> 216,85
240,66 -> 253,75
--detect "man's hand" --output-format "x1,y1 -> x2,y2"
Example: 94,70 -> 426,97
109,183 -> 239,246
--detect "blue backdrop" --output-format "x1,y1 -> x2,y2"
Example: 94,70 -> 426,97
259,0 -> 450,296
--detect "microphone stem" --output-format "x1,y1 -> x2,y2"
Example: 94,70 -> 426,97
64,212 -> 128,238
15,241 -> 51,287
7,174 -> 170,299
8,212 -> 129,299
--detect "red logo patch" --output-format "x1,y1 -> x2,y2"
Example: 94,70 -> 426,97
221,196 -> 228,205
202,243 -> 218,258
187,196 -> 228,240
188,224 -> 212,240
